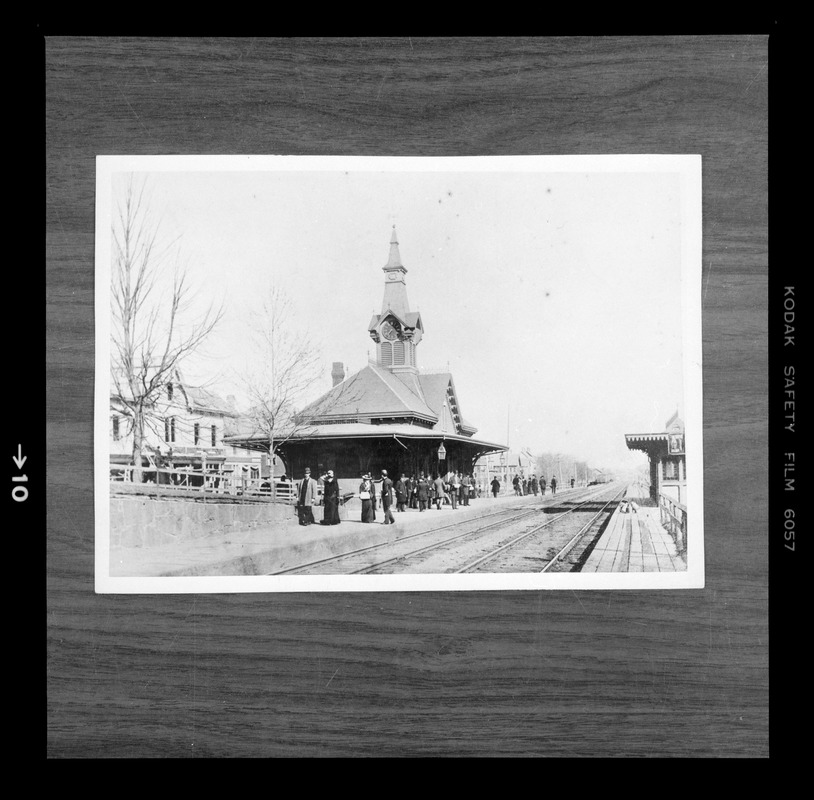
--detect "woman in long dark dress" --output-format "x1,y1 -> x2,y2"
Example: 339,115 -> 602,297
321,470 -> 341,525
359,474 -> 376,522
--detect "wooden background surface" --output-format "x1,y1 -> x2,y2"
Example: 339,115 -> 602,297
46,36 -> 769,757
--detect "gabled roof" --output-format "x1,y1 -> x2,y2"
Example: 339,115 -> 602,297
299,363 -> 437,423
183,384 -> 240,417
111,367 -> 239,418
416,372 -> 478,437
367,309 -> 424,332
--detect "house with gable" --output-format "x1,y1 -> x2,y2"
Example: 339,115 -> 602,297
110,369 -> 259,477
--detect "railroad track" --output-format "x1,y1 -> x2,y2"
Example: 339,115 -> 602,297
538,487 -> 627,572
462,485 -> 627,574
269,484 -> 621,576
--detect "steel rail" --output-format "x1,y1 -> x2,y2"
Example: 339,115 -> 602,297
538,487 -> 628,573
269,485 -> 603,576
369,488 -> 619,575
268,504 -> 542,576
456,485 -> 626,574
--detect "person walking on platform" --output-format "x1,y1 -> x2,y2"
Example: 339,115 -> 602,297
446,470 -> 458,509
417,472 -> 430,512
359,473 -> 376,523
380,470 -> 396,524
321,470 -> 341,525
296,466 -> 319,526
571,477 -> 575,489
395,474 -> 409,512
455,472 -> 466,507
461,473 -> 471,506
531,475 -> 539,496
540,477 -> 547,496
433,474 -> 447,510
550,476 -> 558,495
491,477 -> 501,498
409,474 -> 419,509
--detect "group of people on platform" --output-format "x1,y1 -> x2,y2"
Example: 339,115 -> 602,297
512,473 -> 556,497
294,465 -> 581,527
487,474 -> 574,498
294,467 -> 481,526
359,470 -> 480,522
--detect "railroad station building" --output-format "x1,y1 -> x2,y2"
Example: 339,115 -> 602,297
624,410 -> 687,504
224,228 -> 507,482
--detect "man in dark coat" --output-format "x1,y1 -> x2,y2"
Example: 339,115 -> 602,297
321,470 -> 341,525
491,477 -> 501,498
540,477 -> 547,496
380,470 -> 396,524
296,466 -> 319,526
417,472 -> 430,511
551,476 -> 558,495
395,474 -> 409,512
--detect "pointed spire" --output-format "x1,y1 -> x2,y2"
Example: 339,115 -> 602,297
386,225 -> 403,269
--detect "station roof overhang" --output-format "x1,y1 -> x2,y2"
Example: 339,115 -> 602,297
625,433 -> 669,454
224,423 -> 508,456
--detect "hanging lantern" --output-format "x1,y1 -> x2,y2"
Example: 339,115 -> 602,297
437,443 -> 446,461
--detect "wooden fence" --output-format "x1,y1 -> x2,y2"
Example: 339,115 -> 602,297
659,491 -> 687,554
110,464 -> 298,503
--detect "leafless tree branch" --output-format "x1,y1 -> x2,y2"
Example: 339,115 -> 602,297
111,174 -> 224,478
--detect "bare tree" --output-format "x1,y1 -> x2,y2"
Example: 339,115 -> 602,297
239,286 -> 323,498
111,175 -> 223,480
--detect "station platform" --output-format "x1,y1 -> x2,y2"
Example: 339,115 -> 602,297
580,487 -> 686,573
110,488 -> 578,578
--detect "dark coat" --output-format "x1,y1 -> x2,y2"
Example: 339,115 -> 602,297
322,477 -> 341,525
381,477 -> 394,508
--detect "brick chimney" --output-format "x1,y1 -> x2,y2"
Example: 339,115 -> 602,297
331,362 -> 345,387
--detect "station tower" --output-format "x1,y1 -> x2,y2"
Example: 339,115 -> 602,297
367,227 -> 424,374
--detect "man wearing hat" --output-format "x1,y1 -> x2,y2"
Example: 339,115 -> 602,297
321,470 -> 341,525
296,466 -> 319,526
380,470 -> 395,525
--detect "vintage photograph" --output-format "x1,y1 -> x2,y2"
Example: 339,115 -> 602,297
95,154 -> 703,592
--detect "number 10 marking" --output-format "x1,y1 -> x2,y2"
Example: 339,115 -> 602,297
12,445 -> 28,502
12,475 -> 27,502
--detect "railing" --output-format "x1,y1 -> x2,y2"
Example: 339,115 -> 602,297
659,492 -> 687,553
110,464 -> 298,503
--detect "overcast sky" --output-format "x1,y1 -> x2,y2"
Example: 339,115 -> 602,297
103,156 -> 698,474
